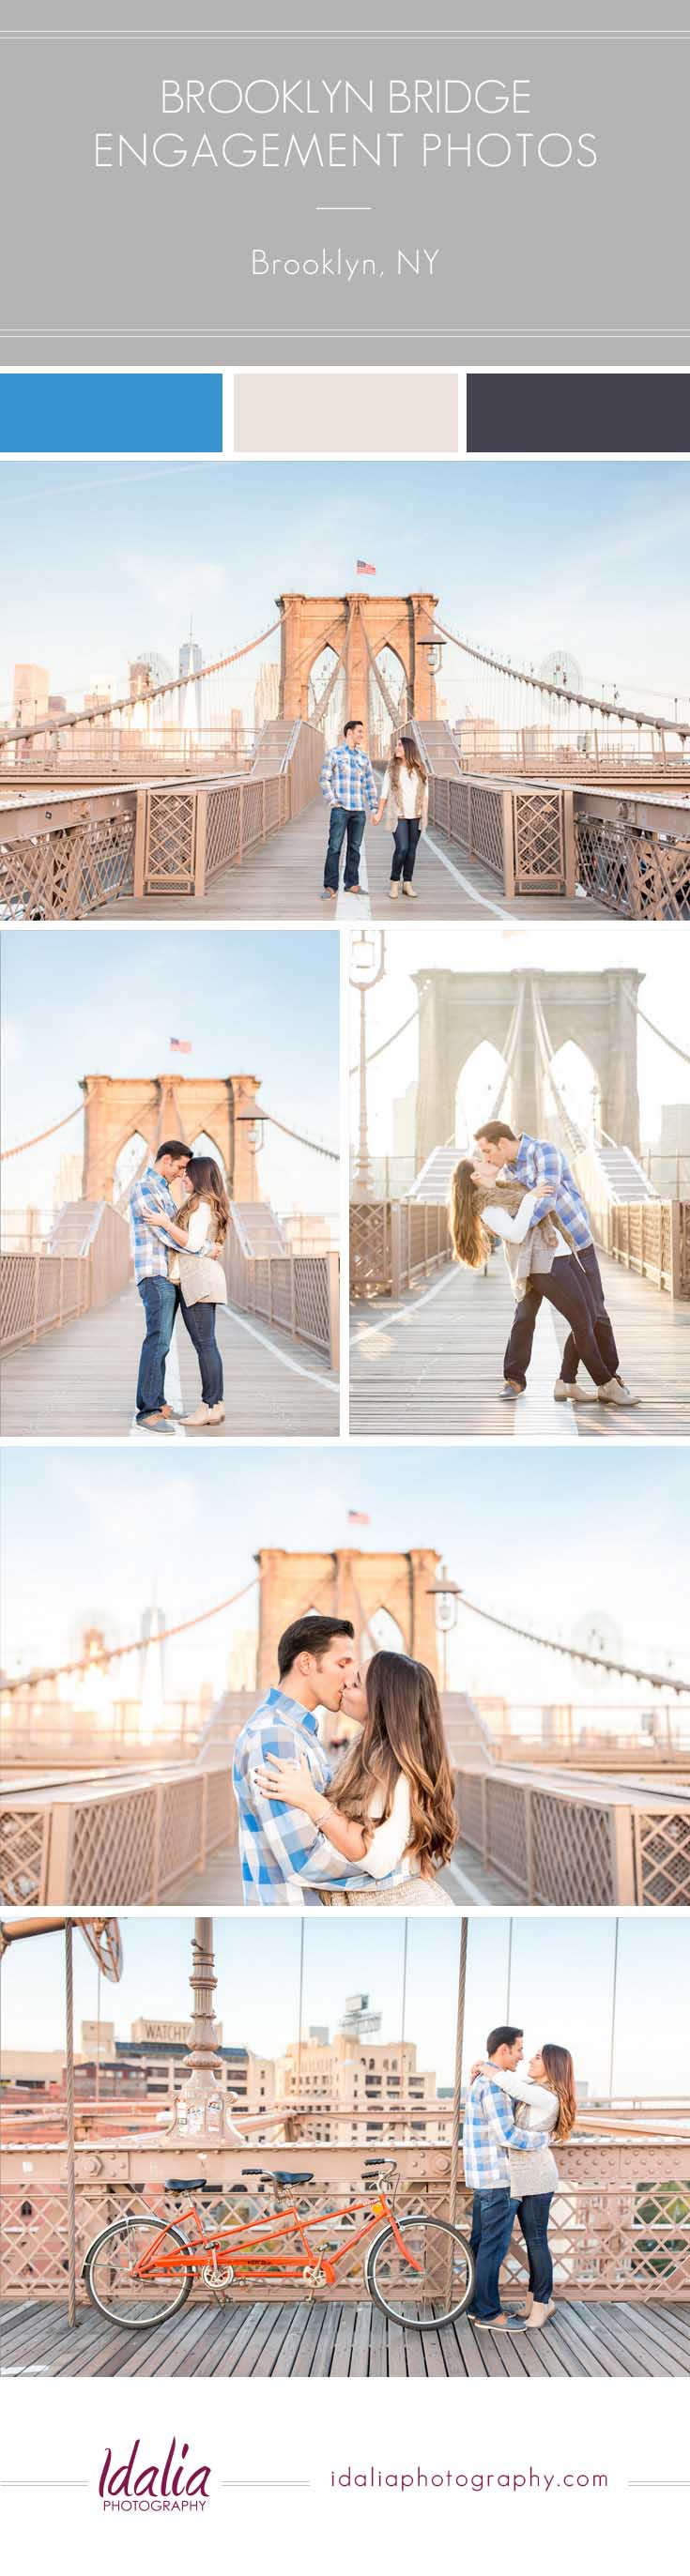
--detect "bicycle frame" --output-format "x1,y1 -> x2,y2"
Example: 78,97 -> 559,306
127,2189 -> 424,2293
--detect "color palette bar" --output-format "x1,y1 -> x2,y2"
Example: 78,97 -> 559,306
0,373 -> 223,453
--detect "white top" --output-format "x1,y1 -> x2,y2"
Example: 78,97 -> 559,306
492,2066 -> 560,2197
357,1772 -> 413,1881
382,763 -> 423,820
483,1188 -> 569,1258
168,1203 -> 209,1283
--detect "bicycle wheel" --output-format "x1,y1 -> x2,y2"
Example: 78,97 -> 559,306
84,2214 -> 193,2328
365,2215 -> 474,2329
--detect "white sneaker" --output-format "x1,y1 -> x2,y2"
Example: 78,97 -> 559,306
597,1379 -> 640,1408
554,1378 -> 598,1405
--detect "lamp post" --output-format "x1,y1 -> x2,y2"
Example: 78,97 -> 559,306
173,1916 -> 225,2142
349,929 -> 386,1199
426,1563 -> 462,1696
237,1106 -> 268,1193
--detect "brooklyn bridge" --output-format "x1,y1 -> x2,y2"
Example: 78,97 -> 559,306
0,1068 -> 340,1438
350,963 -> 690,1440
2,592 -> 689,922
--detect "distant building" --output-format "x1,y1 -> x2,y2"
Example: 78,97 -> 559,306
253,663 -> 281,733
53,1152 -> 83,1211
13,663 -> 49,724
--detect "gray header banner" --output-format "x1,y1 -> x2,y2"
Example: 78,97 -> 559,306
1,23 -> 689,365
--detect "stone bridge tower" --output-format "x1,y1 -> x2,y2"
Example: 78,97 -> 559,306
256,1547 -> 441,1693
80,1073 -> 262,1203
277,594 -> 439,740
412,968 -> 643,1171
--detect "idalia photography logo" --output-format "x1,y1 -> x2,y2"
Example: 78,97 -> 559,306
99,2437 -> 210,2511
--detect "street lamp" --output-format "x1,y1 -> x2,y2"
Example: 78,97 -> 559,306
349,929 -> 386,1199
426,1563 -> 462,1695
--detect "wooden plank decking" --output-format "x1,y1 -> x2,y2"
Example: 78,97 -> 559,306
1,1287 -> 339,1440
2,2295 -> 687,2378
164,1838 -> 516,1907
350,1250 -> 690,1440
100,802 -> 606,924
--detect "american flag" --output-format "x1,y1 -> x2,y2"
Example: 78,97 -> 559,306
347,1509 -> 370,1526
170,1037 -> 192,1055
357,559 -> 376,575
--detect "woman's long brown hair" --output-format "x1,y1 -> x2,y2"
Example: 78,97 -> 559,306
390,730 -> 427,789
330,1648 -> 456,1874
449,1158 -> 492,1270
178,1154 -> 230,1246
542,2043 -> 577,2142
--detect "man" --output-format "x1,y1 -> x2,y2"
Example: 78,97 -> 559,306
463,2024 -> 544,2332
232,1613 -> 407,1906
129,1138 -> 221,1432
474,1119 -> 638,1410
319,718 -> 378,900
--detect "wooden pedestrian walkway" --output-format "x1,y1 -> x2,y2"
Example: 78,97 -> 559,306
1,1286 -> 338,1440
2,2295 -> 687,2379
101,801 -> 605,923
350,1250 -> 690,1440
167,1834 -> 526,1908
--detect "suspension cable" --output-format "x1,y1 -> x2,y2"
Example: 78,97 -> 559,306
623,987 -> 690,1070
0,614 -> 288,749
0,1100 -> 84,1162
260,1108 -> 338,1162
2,1576 -> 261,1695
425,611 -> 687,739
459,1594 -> 688,1695
349,1006 -> 420,1080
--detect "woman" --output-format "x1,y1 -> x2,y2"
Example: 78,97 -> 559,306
471,2043 -> 576,2328
375,732 -> 429,901
157,1154 -> 229,1428
255,1647 -> 456,1908
449,1155 -> 617,1399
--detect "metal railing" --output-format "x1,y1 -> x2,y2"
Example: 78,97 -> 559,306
426,771 -> 576,899
2,2138 -> 688,2309
350,1197 -> 451,1301
573,786 -> 690,920
0,1202 -> 130,1352
224,1226 -> 339,1370
425,768 -> 690,918
0,1759 -> 235,1907
606,1199 -> 690,1297
0,724 -> 324,918
453,726 -> 690,782
0,1694 -> 210,1769
456,1765 -> 690,1906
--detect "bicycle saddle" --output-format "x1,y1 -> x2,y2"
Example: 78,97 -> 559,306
273,2171 -> 314,2186
164,2176 -> 210,2192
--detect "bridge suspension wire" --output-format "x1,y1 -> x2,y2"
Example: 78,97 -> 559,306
0,1099 -> 84,1162
424,611 -> 688,740
531,985 -> 588,1156
458,1595 -> 689,1696
2,1576 -> 261,1697
625,987 -> 690,1070
349,1006 -> 420,1080
0,614 -> 288,750
361,614 -> 408,733
260,1108 -> 338,1162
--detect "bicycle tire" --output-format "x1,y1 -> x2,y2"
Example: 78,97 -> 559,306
365,2215 -> 475,2330
84,2214 -> 193,2328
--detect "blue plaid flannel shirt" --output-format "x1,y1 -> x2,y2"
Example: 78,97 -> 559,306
319,742 -> 378,815
462,2076 -> 544,2190
513,1134 -> 593,1250
232,1685 -> 406,1908
129,1163 -> 181,1285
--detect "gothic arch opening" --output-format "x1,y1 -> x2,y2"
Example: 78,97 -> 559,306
189,1130 -> 229,1186
454,1044 -> 512,1148
364,1606 -> 406,1655
369,645 -> 408,760
544,1041 -> 600,1142
112,1130 -> 148,1204
308,645 -> 345,747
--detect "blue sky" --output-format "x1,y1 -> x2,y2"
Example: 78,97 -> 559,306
2,1445 -> 688,1705
1,928 -> 339,1219
1,1912 -> 686,2098
351,922 -> 690,1155
2,457 -> 689,718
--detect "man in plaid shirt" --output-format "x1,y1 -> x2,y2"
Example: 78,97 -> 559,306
233,1613 -> 407,1906
463,2024 -> 544,2330
474,1120 -> 637,1409
320,718 -> 378,900
129,1138 -> 217,1431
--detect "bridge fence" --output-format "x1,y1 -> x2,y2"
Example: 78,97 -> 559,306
350,1197 -> 450,1301
0,1760 -> 235,1909
2,2140 -> 689,2310
425,770 -> 690,918
224,1231 -> 339,1370
0,1203 -> 130,1352
456,1767 -> 690,1907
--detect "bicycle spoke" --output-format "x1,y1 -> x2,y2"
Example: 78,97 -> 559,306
86,2217 -> 192,2326
366,2217 -> 474,2329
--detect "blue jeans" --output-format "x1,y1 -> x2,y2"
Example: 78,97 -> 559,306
136,1276 -> 179,1420
502,1251 -> 610,1390
516,2193 -> 553,2304
179,1295 -> 223,1408
470,2187 -> 517,2321
560,1241 -> 620,1382
323,806 -> 366,891
391,817 -> 421,882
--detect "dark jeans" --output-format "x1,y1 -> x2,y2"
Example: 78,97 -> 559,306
179,1294 -> 223,1408
470,2187 -> 517,2321
503,1253 -> 612,1391
391,817 -> 421,882
516,2193 -> 553,2305
136,1275 -> 179,1421
323,805 -> 366,892
560,1240 -> 620,1382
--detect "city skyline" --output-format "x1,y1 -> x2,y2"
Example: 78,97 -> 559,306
3,1445 -> 688,1706
2,457 -> 690,724
350,924 -> 690,1158
0,1913 -> 685,2099
1,928 -> 340,1219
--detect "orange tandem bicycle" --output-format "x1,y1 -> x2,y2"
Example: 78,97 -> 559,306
84,2158 -> 475,2332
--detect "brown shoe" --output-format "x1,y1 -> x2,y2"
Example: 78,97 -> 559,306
138,1412 -> 173,1433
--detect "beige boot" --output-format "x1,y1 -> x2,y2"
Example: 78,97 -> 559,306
528,2300 -> 555,2329
207,1402 -> 225,1424
184,1404 -> 212,1427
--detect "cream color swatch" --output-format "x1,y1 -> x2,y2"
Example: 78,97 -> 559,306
234,372 -> 459,454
